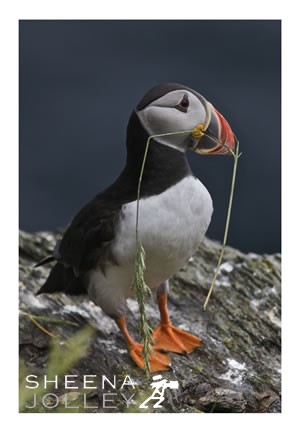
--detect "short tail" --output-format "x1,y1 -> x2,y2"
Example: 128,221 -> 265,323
34,255 -> 55,268
35,239 -> 62,268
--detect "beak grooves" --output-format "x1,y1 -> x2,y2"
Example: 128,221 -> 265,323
192,102 -> 236,155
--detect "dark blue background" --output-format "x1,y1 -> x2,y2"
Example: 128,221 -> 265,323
19,20 -> 281,254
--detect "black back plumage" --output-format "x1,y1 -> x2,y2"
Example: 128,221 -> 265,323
36,86 -> 194,296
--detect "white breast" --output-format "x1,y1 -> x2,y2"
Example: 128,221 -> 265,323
87,176 -> 213,316
115,176 -> 213,287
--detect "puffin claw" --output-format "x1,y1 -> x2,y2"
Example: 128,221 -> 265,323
158,348 -> 169,354
167,363 -> 174,372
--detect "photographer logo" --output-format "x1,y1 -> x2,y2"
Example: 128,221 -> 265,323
139,375 -> 179,409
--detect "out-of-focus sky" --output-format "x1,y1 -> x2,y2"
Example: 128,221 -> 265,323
19,20 -> 281,254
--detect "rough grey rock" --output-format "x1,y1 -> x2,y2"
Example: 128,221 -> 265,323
19,230 -> 281,413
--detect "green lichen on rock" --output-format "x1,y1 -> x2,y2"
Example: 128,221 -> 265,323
19,230 -> 281,413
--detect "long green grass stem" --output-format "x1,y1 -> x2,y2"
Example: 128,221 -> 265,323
131,129 -> 241,374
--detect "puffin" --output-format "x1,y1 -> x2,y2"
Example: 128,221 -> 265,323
36,83 -> 236,372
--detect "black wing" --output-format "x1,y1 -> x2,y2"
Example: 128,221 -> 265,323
36,195 -> 123,296
58,197 -> 121,275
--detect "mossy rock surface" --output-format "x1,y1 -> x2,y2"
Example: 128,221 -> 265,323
19,230 -> 281,413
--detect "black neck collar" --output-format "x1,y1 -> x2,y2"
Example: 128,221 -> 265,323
124,111 -> 192,197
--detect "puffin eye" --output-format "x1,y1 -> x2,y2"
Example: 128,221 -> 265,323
175,93 -> 189,113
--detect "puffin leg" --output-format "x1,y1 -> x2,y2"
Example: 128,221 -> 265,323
152,290 -> 203,354
114,315 -> 171,372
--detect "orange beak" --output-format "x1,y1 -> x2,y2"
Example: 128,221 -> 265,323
192,102 -> 237,155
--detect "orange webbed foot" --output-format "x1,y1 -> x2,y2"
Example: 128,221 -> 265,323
152,323 -> 203,354
128,342 -> 172,373
115,316 -> 171,372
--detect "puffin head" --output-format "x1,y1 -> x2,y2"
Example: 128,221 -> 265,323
134,83 -> 237,155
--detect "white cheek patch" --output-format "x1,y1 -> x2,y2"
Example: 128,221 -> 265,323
137,90 -> 207,152
141,106 -> 186,134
